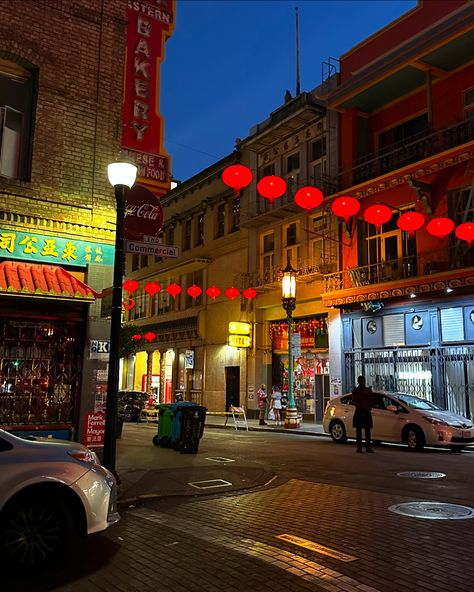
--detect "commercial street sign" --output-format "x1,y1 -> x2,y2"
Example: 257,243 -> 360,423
125,240 -> 179,258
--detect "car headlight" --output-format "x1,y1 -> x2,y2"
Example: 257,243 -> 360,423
67,449 -> 99,464
422,416 -> 449,427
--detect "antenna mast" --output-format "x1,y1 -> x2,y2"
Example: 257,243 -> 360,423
295,5 -> 301,96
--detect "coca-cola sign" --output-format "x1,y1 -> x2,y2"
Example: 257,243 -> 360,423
124,184 -> 163,241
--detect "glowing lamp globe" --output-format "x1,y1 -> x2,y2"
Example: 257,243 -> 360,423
331,196 -> 360,224
225,287 -> 240,300
257,175 -> 287,203
222,164 -> 252,195
123,279 -> 139,293
397,212 -> 425,235
294,186 -> 323,214
243,288 -> 257,300
206,285 -> 221,300
145,281 -> 161,296
186,285 -> 202,299
426,217 -> 455,238
364,204 -> 392,228
166,283 -> 182,299
455,222 -> 474,246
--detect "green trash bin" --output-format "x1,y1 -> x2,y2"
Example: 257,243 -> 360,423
152,403 -> 176,447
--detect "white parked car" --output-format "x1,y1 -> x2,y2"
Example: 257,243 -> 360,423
323,391 -> 474,451
0,428 -> 120,566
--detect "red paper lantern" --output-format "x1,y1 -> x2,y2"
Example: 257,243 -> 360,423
122,298 -> 136,311
294,186 -> 323,214
364,204 -> 392,228
397,212 -> 425,235
225,287 -> 240,300
166,283 -> 182,299
206,285 -> 221,300
222,164 -> 252,195
186,285 -> 202,299
131,334 -> 142,341
123,279 -> 139,293
145,281 -> 161,296
426,217 -> 454,238
257,175 -> 287,203
144,331 -> 156,342
331,196 -> 360,224
243,287 -> 257,300
455,222 -> 474,246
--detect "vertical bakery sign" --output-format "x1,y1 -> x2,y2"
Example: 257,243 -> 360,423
122,0 -> 175,194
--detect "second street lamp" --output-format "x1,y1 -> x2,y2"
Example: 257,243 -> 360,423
281,259 -> 300,429
102,154 -> 137,474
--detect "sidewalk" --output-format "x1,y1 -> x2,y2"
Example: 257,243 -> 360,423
116,418 -> 328,506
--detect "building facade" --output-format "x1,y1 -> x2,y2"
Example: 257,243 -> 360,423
325,0 -> 474,417
0,0 -> 128,439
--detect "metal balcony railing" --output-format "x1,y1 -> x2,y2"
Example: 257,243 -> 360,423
323,244 -> 474,293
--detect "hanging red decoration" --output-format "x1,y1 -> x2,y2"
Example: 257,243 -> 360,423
294,186 -> 323,214
225,287 -> 240,300
455,222 -> 474,246
364,204 -> 392,228
397,211 -> 425,235
426,217 -> 455,238
144,331 -> 156,342
123,279 -> 139,293
242,287 -> 257,300
131,334 -> 142,341
331,196 -> 360,224
166,283 -> 182,299
145,281 -> 161,296
206,285 -> 221,300
222,164 -> 253,195
187,285 -> 202,299
257,175 -> 287,203
122,299 -> 136,311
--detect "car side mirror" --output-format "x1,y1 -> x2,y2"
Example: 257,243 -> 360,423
386,405 -> 398,412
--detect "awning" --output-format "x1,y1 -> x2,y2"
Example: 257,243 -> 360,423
0,261 -> 98,302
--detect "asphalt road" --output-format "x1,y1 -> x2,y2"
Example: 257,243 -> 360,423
6,426 -> 474,592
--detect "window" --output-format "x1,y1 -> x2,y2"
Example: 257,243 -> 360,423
286,152 -> 299,173
230,196 -> 240,232
0,59 -> 37,181
216,203 -> 225,238
311,137 -> 326,161
167,226 -> 175,246
183,218 -> 192,251
195,213 -> 204,246
151,290 -> 173,315
140,255 -> 148,268
131,254 -> 139,271
285,222 -> 298,246
262,164 -> 275,177
283,222 -> 300,266
128,289 -> 147,320
378,113 -> 428,153
260,232 -> 275,281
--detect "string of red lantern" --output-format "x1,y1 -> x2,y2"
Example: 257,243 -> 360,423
166,283 -> 182,299
206,285 -> 221,300
123,279 -> 139,293
145,281 -> 161,296
257,175 -> 287,204
427,217 -> 455,238
225,286 -> 240,300
397,212 -> 425,235
187,285 -> 202,299
364,204 -> 392,228
242,287 -> 257,300
455,222 -> 474,246
221,164 -> 252,195
294,186 -> 323,214
331,196 -> 360,225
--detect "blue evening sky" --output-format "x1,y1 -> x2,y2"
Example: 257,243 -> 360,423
161,0 -> 418,182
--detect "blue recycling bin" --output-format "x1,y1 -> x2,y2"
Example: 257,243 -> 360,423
171,401 -> 197,448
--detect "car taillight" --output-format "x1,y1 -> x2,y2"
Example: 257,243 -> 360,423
67,449 -> 99,464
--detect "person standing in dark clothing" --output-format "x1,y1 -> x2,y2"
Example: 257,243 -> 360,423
352,375 -> 374,453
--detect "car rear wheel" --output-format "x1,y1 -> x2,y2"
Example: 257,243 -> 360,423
123,406 -> 133,422
0,495 -> 74,567
406,426 -> 425,451
330,420 -> 347,443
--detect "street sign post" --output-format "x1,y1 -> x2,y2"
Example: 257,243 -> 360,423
124,240 -> 180,258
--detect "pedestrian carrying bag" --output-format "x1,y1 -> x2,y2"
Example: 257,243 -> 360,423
268,408 -> 275,421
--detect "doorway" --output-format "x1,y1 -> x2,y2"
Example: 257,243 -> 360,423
225,366 -> 240,410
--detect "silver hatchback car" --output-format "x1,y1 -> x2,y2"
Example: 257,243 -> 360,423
0,428 -> 120,566
323,391 -> 474,451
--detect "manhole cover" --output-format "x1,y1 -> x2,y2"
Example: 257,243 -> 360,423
205,457 -> 235,463
389,502 -> 474,520
397,471 -> 446,479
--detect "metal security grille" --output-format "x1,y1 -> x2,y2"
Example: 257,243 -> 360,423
344,346 -> 474,419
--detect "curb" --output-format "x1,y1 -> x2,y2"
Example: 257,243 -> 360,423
205,423 -> 330,438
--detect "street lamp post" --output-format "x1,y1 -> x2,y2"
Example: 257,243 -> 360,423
281,259 -> 300,429
102,155 -> 137,474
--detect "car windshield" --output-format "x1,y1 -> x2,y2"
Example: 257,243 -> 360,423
394,393 -> 442,410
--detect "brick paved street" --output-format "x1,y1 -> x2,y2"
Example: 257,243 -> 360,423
5,426 -> 474,592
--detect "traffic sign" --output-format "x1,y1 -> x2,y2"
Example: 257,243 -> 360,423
125,240 -> 180,258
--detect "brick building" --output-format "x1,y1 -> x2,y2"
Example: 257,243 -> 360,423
0,0 -> 128,440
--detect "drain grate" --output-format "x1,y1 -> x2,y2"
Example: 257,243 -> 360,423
188,479 -> 232,490
397,471 -> 446,479
389,501 -> 474,520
